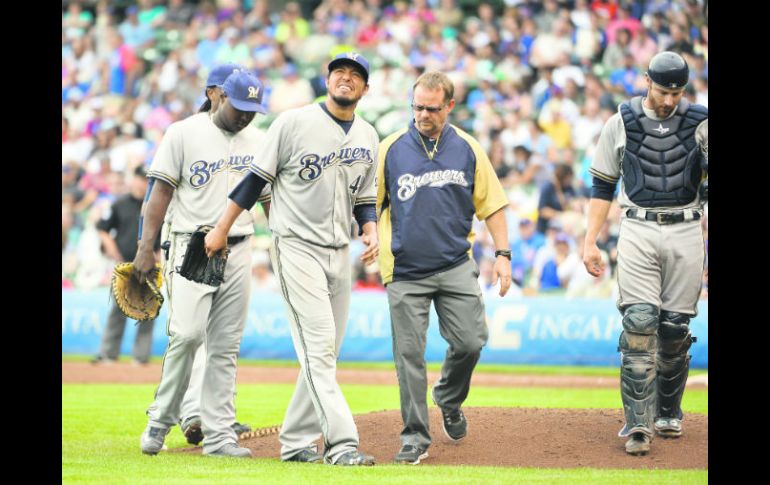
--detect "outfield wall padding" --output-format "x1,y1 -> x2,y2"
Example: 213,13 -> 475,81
62,289 -> 708,368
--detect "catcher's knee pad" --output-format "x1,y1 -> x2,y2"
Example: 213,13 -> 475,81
621,304 -> 659,336
619,304 -> 659,354
658,311 -> 695,355
656,311 -> 695,419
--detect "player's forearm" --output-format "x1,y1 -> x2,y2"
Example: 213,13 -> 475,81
584,198 -> 612,244
137,179 -> 174,254
485,207 -> 510,251
214,200 -> 246,235
361,220 -> 377,237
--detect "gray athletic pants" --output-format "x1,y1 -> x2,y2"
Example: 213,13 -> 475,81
157,222 -> 207,427
617,215 -> 705,314
146,233 -> 251,454
179,344 -> 207,424
615,213 -> 705,434
386,258 -> 488,450
271,235 -> 359,464
98,299 -> 154,362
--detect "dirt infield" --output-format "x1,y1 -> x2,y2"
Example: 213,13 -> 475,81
223,408 -> 707,469
63,362 -> 707,468
61,361 -> 708,388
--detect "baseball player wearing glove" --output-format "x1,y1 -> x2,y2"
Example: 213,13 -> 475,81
205,52 -> 379,466
583,52 -> 708,456
377,71 -> 511,465
111,262 -> 163,322
135,70 -> 270,458
174,63 -> 255,447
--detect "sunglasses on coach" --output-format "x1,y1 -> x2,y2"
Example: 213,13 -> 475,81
411,103 -> 445,113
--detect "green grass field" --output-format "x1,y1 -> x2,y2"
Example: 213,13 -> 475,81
62,359 -> 707,484
63,354 -> 709,377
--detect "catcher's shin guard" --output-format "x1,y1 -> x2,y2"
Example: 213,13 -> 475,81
618,304 -> 659,436
656,311 -> 695,420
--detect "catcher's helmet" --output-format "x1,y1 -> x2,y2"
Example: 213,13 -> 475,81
647,51 -> 689,89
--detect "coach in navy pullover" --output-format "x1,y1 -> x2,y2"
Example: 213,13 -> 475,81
376,70 -> 512,463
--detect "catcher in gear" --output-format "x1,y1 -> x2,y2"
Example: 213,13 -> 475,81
111,262 -> 164,321
583,51 -> 707,456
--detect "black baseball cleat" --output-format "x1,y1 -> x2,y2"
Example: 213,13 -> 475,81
232,422 -> 252,436
440,408 -> 468,441
284,448 -> 322,463
431,386 -> 468,441
394,444 -> 428,465
181,416 -> 203,446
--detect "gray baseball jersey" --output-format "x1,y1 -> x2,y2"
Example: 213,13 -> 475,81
249,103 -> 379,463
590,102 -> 708,313
249,103 -> 378,247
144,112 -> 269,454
150,112 -> 271,235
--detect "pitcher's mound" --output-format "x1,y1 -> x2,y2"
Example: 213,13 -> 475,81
179,407 -> 707,468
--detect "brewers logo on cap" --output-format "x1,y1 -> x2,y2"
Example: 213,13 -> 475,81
222,71 -> 267,113
328,52 -> 371,83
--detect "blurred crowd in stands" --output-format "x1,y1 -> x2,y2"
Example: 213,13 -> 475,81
62,0 -> 708,299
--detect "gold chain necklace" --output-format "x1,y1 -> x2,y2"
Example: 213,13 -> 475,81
418,129 -> 442,161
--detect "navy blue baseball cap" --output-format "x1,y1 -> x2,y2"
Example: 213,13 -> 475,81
328,52 -> 370,84
207,63 -> 244,88
222,71 -> 267,113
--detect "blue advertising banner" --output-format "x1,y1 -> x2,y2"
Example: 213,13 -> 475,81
62,290 -> 708,368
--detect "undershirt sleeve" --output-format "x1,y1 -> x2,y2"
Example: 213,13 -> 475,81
229,171 -> 270,210
590,176 -> 616,201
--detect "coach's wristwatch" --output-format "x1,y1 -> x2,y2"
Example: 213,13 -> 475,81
494,249 -> 512,260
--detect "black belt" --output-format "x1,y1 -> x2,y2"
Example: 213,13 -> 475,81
176,232 -> 248,245
625,208 -> 701,225
227,235 -> 248,245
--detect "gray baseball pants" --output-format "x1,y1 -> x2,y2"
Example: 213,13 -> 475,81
146,232 -> 251,454
179,344 -> 207,424
271,235 -> 359,464
616,215 -> 705,314
387,258 -> 488,450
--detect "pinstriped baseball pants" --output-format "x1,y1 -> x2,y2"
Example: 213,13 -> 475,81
146,232 -> 251,454
271,235 -> 359,463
